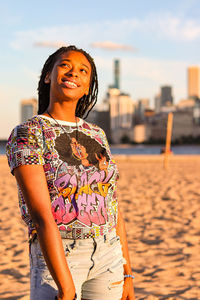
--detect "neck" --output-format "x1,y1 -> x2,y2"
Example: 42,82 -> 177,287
43,102 -> 78,122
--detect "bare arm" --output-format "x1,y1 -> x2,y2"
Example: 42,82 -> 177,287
116,206 -> 135,300
14,165 -> 76,300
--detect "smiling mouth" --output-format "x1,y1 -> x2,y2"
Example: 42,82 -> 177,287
62,80 -> 78,88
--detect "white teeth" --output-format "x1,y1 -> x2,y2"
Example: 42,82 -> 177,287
65,80 -> 77,87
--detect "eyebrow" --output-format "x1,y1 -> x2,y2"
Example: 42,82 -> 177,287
60,59 -> 90,70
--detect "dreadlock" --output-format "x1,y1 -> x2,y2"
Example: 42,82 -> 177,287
37,45 -> 98,119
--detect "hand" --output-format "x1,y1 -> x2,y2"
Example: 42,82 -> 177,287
121,277 -> 135,300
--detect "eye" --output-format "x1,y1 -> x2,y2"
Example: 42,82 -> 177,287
80,68 -> 87,74
60,63 -> 71,68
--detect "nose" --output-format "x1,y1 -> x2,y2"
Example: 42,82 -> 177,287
66,66 -> 78,77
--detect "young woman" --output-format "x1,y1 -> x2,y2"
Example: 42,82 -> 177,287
6,46 -> 135,300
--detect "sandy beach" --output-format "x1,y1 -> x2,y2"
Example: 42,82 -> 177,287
0,154 -> 200,299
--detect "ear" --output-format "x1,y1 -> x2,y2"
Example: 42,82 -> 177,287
44,73 -> 51,84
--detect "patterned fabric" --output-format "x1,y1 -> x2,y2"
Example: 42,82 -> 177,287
6,115 -> 119,239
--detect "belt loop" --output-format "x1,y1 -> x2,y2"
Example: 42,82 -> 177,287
28,232 -> 37,253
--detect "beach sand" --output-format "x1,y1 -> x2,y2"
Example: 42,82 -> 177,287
0,155 -> 200,299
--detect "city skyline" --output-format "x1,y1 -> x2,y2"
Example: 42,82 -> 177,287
1,0 -> 200,138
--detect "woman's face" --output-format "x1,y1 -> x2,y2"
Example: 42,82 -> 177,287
46,50 -> 92,104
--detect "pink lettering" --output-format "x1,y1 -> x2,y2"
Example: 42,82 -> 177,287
85,194 -> 100,225
88,171 -> 101,185
77,193 -> 108,226
96,194 -> 108,225
62,203 -> 77,224
52,169 -> 111,227
52,195 -> 77,225
55,174 -> 71,190
102,170 -> 114,183
77,194 -> 91,226
100,170 -> 105,182
70,174 -> 77,186
51,196 -> 65,224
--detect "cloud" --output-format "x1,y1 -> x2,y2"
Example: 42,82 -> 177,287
90,41 -> 137,51
34,41 -> 69,48
10,24 -> 94,50
150,15 -> 200,41
10,13 -> 200,53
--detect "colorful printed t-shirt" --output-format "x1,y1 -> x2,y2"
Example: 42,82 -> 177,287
6,115 -> 119,239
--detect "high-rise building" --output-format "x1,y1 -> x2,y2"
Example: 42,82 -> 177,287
108,88 -> 134,143
160,86 -> 173,107
109,88 -> 133,130
114,59 -> 120,89
188,66 -> 200,98
109,59 -> 120,89
154,93 -> 161,113
100,58 -> 134,143
137,98 -> 149,119
21,98 -> 37,122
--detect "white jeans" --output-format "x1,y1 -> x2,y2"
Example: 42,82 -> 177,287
30,229 -> 125,300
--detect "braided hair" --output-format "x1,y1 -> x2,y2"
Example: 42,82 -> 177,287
37,45 -> 98,119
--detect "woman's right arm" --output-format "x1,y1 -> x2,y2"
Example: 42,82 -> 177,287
14,164 -> 76,300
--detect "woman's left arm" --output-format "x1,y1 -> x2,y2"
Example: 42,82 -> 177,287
116,206 -> 135,300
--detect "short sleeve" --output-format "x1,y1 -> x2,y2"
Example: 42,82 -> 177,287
6,120 -> 45,175
100,128 -> 112,155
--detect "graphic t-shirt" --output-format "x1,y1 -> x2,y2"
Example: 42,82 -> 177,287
6,115 -> 119,239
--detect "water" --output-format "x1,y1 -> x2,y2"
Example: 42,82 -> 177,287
110,144 -> 200,155
0,142 -> 7,155
1,141 -> 200,155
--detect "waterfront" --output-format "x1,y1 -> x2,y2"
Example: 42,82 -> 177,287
110,144 -> 200,155
1,141 -> 200,155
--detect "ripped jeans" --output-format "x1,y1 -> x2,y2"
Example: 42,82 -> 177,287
30,229 -> 126,300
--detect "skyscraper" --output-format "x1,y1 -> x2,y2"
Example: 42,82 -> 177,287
21,98 -> 37,122
188,66 -> 200,98
114,59 -> 120,89
109,59 -> 120,89
160,86 -> 173,107
109,88 -> 133,133
154,93 -> 161,113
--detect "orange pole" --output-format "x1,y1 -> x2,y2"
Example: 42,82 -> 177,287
164,112 -> 173,169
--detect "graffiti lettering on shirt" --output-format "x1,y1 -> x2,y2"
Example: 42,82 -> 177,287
51,169 -> 114,227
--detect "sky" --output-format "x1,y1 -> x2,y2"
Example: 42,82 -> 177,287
1,0 -> 200,139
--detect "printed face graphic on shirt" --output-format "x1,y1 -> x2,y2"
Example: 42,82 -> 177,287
54,130 -> 109,170
70,137 -> 91,167
52,130 -> 114,228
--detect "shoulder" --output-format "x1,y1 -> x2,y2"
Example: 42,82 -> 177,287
6,116 -> 46,174
81,119 -> 109,148
6,115 -> 47,149
9,115 -> 42,133
7,115 -> 52,139
82,119 -> 106,136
